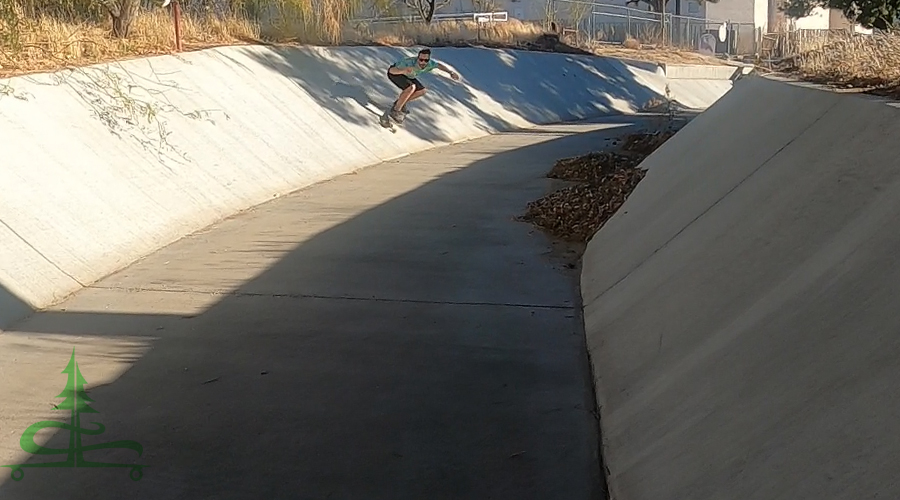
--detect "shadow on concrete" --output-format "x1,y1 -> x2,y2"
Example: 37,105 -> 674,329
0,117 -> 659,499
498,110 -> 702,136
0,284 -> 32,332
242,45 -> 668,144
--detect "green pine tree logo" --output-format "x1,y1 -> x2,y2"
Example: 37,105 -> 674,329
2,348 -> 146,481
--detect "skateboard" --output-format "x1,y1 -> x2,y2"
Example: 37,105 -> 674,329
379,102 -> 409,133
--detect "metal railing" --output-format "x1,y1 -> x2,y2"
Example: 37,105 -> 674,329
349,11 -> 509,43
547,0 -> 758,56
351,10 -> 509,25
348,9 -> 512,43
345,0 -> 761,56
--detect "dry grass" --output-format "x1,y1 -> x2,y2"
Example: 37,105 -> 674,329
622,35 -> 640,50
588,41 -> 722,65
1,3 -> 724,79
777,31 -> 900,93
0,10 -> 259,77
359,21 -> 722,66
353,18 -> 545,46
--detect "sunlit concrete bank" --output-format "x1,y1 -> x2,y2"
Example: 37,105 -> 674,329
581,75 -> 900,499
0,45 -> 732,329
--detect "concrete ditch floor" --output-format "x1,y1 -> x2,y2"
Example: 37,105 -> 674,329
0,117 -> 656,499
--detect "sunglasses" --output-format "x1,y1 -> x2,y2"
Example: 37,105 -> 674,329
418,57 -> 430,62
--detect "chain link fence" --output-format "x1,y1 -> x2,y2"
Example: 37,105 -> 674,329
347,8 -> 539,45
351,10 -> 509,24
547,0 -> 758,56
140,0 -> 232,17
759,28 -> 855,59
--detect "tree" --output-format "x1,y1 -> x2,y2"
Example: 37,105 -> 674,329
55,350 -> 99,416
568,0 -> 592,41
99,0 -> 141,38
781,0 -> 899,30
403,0 -> 452,23
0,0 -> 21,51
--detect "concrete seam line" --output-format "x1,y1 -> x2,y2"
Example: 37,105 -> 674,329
589,98 -> 842,305
0,218 -> 85,288
85,285 -> 573,309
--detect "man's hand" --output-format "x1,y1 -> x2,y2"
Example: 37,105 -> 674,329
437,62 -> 460,81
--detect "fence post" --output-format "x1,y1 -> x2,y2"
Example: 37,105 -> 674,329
660,11 -> 666,46
590,8 -> 594,43
626,8 -> 631,39
685,16 -> 690,48
172,0 -> 183,52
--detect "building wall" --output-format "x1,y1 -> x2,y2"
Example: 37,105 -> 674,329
828,8 -> 853,29
657,0 -> 707,17
754,0 -> 768,31
704,0 -> 756,25
827,8 -> 874,33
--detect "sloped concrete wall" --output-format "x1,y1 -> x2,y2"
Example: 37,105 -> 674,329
0,45 -> 731,329
582,76 -> 900,499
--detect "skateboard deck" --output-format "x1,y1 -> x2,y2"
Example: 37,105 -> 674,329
380,107 -> 408,133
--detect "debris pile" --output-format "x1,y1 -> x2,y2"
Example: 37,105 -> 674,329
521,33 -> 594,55
520,130 -> 675,243
521,169 -> 647,242
547,151 -> 643,184
621,130 -> 676,155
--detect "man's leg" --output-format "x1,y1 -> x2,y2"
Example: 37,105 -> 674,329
394,85 -> 416,113
387,70 -> 415,120
396,80 -> 426,113
404,89 -> 426,107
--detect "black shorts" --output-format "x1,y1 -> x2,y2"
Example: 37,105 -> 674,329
387,68 -> 425,91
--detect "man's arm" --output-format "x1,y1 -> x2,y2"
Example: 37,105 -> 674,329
436,62 -> 460,80
389,58 -> 415,75
388,65 -> 412,75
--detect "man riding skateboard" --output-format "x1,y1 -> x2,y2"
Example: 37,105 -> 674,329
384,48 -> 460,124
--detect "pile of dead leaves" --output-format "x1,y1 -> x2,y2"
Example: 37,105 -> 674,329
520,168 -> 647,242
519,129 -> 676,243
621,130 -> 676,156
520,147 -> 651,243
519,129 -> 680,242
547,151 -> 644,184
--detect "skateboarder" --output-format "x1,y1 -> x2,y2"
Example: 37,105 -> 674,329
385,48 -> 459,123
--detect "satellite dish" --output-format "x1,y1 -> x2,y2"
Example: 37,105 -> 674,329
718,23 -> 727,42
